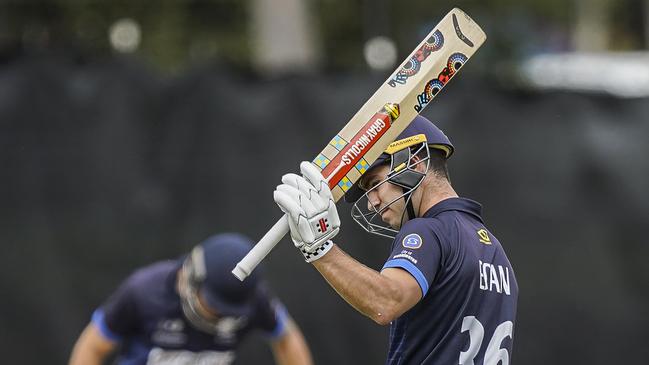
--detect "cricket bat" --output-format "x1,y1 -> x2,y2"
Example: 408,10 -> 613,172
233,8 -> 486,280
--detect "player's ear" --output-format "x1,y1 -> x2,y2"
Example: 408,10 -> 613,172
410,153 -> 427,173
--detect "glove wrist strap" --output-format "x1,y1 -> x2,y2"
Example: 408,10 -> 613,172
302,240 -> 334,263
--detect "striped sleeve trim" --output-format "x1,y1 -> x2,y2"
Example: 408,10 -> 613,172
382,258 -> 430,297
268,303 -> 289,339
91,309 -> 121,342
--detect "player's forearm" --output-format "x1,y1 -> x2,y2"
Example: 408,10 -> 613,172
68,340 -> 108,365
68,324 -> 115,365
69,349 -> 104,365
271,320 -> 314,365
312,244 -> 407,325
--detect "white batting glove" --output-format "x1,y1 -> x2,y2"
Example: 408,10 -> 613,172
274,161 -> 340,262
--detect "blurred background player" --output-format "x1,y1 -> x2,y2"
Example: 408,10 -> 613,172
273,115 -> 518,364
68,233 -> 313,365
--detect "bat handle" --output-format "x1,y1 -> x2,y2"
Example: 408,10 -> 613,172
232,215 -> 289,281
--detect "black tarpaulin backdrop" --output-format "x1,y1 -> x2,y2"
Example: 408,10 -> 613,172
1,54 -> 648,364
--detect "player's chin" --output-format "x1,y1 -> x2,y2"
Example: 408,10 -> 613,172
386,216 -> 403,230
389,222 -> 402,230
380,210 -> 402,230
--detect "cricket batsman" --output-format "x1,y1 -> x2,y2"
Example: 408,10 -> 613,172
69,233 -> 313,365
273,115 -> 518,364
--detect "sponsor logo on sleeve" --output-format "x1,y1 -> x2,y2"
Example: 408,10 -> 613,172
392,250 -> 417,264
402,233 -> 423,249
477,229 -> 491,245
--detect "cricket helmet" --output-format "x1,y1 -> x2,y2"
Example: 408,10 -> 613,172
347,115 -> 453,238
178,233 -> 260,333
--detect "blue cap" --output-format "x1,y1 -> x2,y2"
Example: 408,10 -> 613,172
344,115 -> 454,203
196,233 -> 260,317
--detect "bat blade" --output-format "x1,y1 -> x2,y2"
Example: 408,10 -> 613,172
233,8 -> 486,280
313,7 -> 486,202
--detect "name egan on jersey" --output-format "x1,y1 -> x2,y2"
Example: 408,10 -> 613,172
340,119 -> 387,165
478,260 -> 511,295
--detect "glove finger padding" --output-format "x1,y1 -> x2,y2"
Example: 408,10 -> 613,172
274,185 -> 320,246
273,188 -> 308,247
280,173 -> 302,188
273,186 -> 303,221
281,172 -> 328,213
282,173 -> 319,197
300,161 -> 334,200
276,183 -> 320,217
300,161 -> 341,233
327,199 -> 341,229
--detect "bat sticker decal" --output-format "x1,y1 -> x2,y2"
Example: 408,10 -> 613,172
452,14 -> 474,47
414,52 -> 468,111
319,103 -> 400,189
388,30 -> 445,88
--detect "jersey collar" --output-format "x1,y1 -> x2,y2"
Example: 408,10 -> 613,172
421,197 -> 484,223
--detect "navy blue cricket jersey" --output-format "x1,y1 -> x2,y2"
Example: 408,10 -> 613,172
91,260 -> 287,365
382,197 -> 518,365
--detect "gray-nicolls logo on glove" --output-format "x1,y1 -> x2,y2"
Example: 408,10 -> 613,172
274,161 -> 340,262
316,218 -> 329,232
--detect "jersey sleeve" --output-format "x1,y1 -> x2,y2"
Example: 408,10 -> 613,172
381,219 -> 442,297
91,274 -> 140,342
252,287 -> 289,339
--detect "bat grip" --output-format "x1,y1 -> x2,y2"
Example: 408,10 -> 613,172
232,215 -> 289,281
